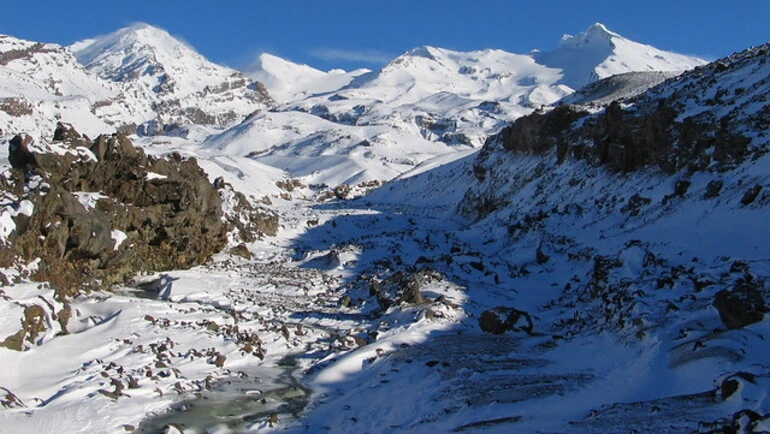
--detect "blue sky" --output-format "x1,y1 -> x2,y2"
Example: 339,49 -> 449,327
1,1 -> 767,71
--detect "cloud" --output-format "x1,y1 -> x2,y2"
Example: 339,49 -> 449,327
309,47 -> 393,65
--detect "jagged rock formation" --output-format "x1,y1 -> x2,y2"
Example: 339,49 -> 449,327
2,123 -> 227,298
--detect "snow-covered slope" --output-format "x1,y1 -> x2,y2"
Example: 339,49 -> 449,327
214,23 -> 705,187
534,22 -> 705,89
282,41 -> 770,434
557,70 -> 679,106
246,53 -> 369,103
0,34 -> 118,139
71,23 -> 272,134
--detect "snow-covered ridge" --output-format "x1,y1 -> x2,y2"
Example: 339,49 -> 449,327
0,34 -> 120,139
213,23 -> 705,187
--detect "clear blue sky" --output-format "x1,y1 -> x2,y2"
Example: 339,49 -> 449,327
1,0 -> 767,71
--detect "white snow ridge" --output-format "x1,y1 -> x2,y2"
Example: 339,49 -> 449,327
1,21 -> 769,434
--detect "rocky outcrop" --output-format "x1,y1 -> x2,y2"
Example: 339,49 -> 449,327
215,177 -> 279,243
371,269 -> 442,310
486,44 -> 770,174
2,123 -> 228,297
461,44 -> 770,222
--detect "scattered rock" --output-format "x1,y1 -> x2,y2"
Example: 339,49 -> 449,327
620,194 -> 652,216
212,354 -> 226,368
373,269 -> 440,310
7,133 -> 36,172
0,387 -> 25,408
667,179 -> 691,200
0,304 -> 47,350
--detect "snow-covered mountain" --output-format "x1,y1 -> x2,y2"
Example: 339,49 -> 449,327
534,22 -> 704,89
215,23 -> 705,187
71,23 -> 272,135
0,34 -> 119,139
246,53 -> 369,103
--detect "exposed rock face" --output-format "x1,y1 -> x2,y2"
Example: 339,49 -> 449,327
2,123 -> 227,297
215,177 -> 279,243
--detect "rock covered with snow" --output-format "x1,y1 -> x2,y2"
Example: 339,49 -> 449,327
71,23 -> 272,134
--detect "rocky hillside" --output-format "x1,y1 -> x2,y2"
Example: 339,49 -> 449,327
466,42 -> 770,196
72,23 -> 272,136
440,42 -> 770,430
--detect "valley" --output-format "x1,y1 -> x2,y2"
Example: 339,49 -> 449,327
0,20 -> 768,434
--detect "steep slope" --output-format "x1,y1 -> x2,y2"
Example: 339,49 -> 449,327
217,23 -> 705,187
0,34 -> 120,139
557,70 -> 679,106
437,42 -> 770,431
72,23 -> 272,135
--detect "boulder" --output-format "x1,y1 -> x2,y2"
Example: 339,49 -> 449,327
740,184 -> 763,205
704,179 -> 723,198
713,280 -> 767,329
8,133 -> 36,171
479,306 -> 534,334
373,269 -> 440,310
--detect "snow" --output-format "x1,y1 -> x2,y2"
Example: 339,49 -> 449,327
246,53 -> 369,103
2,21 -> 764,434
73,192 -> 108,210
535,22 -> 706,90
111,229 -> 127,251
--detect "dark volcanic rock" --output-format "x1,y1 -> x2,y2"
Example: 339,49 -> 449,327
8,133 -> 37,172
713,280 -> 767,329
215,177 -> 279,241
479,306 -> 534,334
704,179 -> 724,198
373,269 -> 441,310
740,184 -> 763,206
3,124 -> 228,297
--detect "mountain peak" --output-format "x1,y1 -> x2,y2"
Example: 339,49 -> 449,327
404,46 -> 441,60
113,22 -> 176,41
559,22 -> 619,51
535,23 -> 705,90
